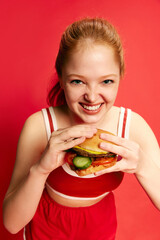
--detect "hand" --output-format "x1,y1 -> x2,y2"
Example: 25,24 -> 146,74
37,125 -> 97,175
95,132 -> 142,176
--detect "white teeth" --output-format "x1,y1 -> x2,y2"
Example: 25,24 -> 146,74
82,104 -> 101,110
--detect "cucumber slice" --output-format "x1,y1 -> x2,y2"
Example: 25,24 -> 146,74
73,156 -> 92,169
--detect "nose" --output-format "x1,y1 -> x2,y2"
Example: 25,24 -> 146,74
84,86 -> 99,103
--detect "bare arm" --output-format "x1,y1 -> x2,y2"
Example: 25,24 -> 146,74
3,112 -> 49,234
130,112 -> 160,209
3,111 -> 97,233
95,112 -> 160,210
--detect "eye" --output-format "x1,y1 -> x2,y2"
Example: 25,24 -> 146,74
70,79 -> 83,85
103,79 -> 114,84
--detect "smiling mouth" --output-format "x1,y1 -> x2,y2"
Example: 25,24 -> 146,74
80,103 -> 102,111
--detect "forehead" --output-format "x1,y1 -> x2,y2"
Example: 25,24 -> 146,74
62,44 -> 120,78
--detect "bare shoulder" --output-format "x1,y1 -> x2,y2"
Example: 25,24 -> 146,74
20,110 -> 47,151
129,111 -> 155,142
129,111 -> 159,161
17,109 -> 48,165
5,110 -> 48,195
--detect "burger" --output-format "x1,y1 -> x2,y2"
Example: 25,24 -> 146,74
65,129 -> 117,176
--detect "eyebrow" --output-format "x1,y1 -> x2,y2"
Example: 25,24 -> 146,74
66,73 -> 118,79
66,74 -> 85,78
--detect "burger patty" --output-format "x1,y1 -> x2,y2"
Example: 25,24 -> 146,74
72,148 -> 116,158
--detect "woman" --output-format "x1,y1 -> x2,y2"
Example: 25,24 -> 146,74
3,18 -> 160,240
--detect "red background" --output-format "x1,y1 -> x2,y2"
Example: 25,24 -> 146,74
0,0 -> 160,239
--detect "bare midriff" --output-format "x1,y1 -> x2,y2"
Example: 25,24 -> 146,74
46,184 -> 105,207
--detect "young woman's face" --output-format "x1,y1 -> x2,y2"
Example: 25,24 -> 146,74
61,44 -> 120,124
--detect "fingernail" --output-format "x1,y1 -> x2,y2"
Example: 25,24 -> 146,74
100,133 -> 106,138
100,142 -> 106,148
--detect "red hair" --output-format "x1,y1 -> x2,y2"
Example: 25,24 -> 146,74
47,74 -> 66,107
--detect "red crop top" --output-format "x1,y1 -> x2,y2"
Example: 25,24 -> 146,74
42,107 -> 132,200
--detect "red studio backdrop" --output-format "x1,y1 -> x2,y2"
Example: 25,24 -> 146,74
0,0 -> 160,239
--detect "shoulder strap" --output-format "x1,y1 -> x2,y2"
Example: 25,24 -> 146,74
118,107 -> 132,139
41,107 -> 58,140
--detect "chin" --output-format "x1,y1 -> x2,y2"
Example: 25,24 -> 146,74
80,109 -> 108,124
77,112 -> 106,124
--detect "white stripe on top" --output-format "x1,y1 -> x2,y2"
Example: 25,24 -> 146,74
23,227 -> 26,240
41,106 -> 58,141
46,182 -> 109,200
117,107 -> 132,139
118,107 -> 125,137
41,108 -> 51,140
125,109 -> 132,139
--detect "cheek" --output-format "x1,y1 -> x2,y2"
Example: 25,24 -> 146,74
103,89 -> 118,102
64,88 -> 80,103
65,85 -> 85,102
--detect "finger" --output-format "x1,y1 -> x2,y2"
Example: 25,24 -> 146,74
56,127 -> 97,143
100,133 -> 136,151
58,136 -> 86,151
94,159 -> 127,176
51,124 -> 96,136
99,141 -> 130,159
94,162 -> 120,176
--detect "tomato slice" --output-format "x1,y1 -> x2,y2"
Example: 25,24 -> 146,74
64,151 -> 77,166
92,157 -> 116,166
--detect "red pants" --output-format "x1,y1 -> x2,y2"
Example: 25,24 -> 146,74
24,189 -> 117,240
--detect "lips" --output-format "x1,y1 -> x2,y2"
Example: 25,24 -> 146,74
80,103 -> 103,113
